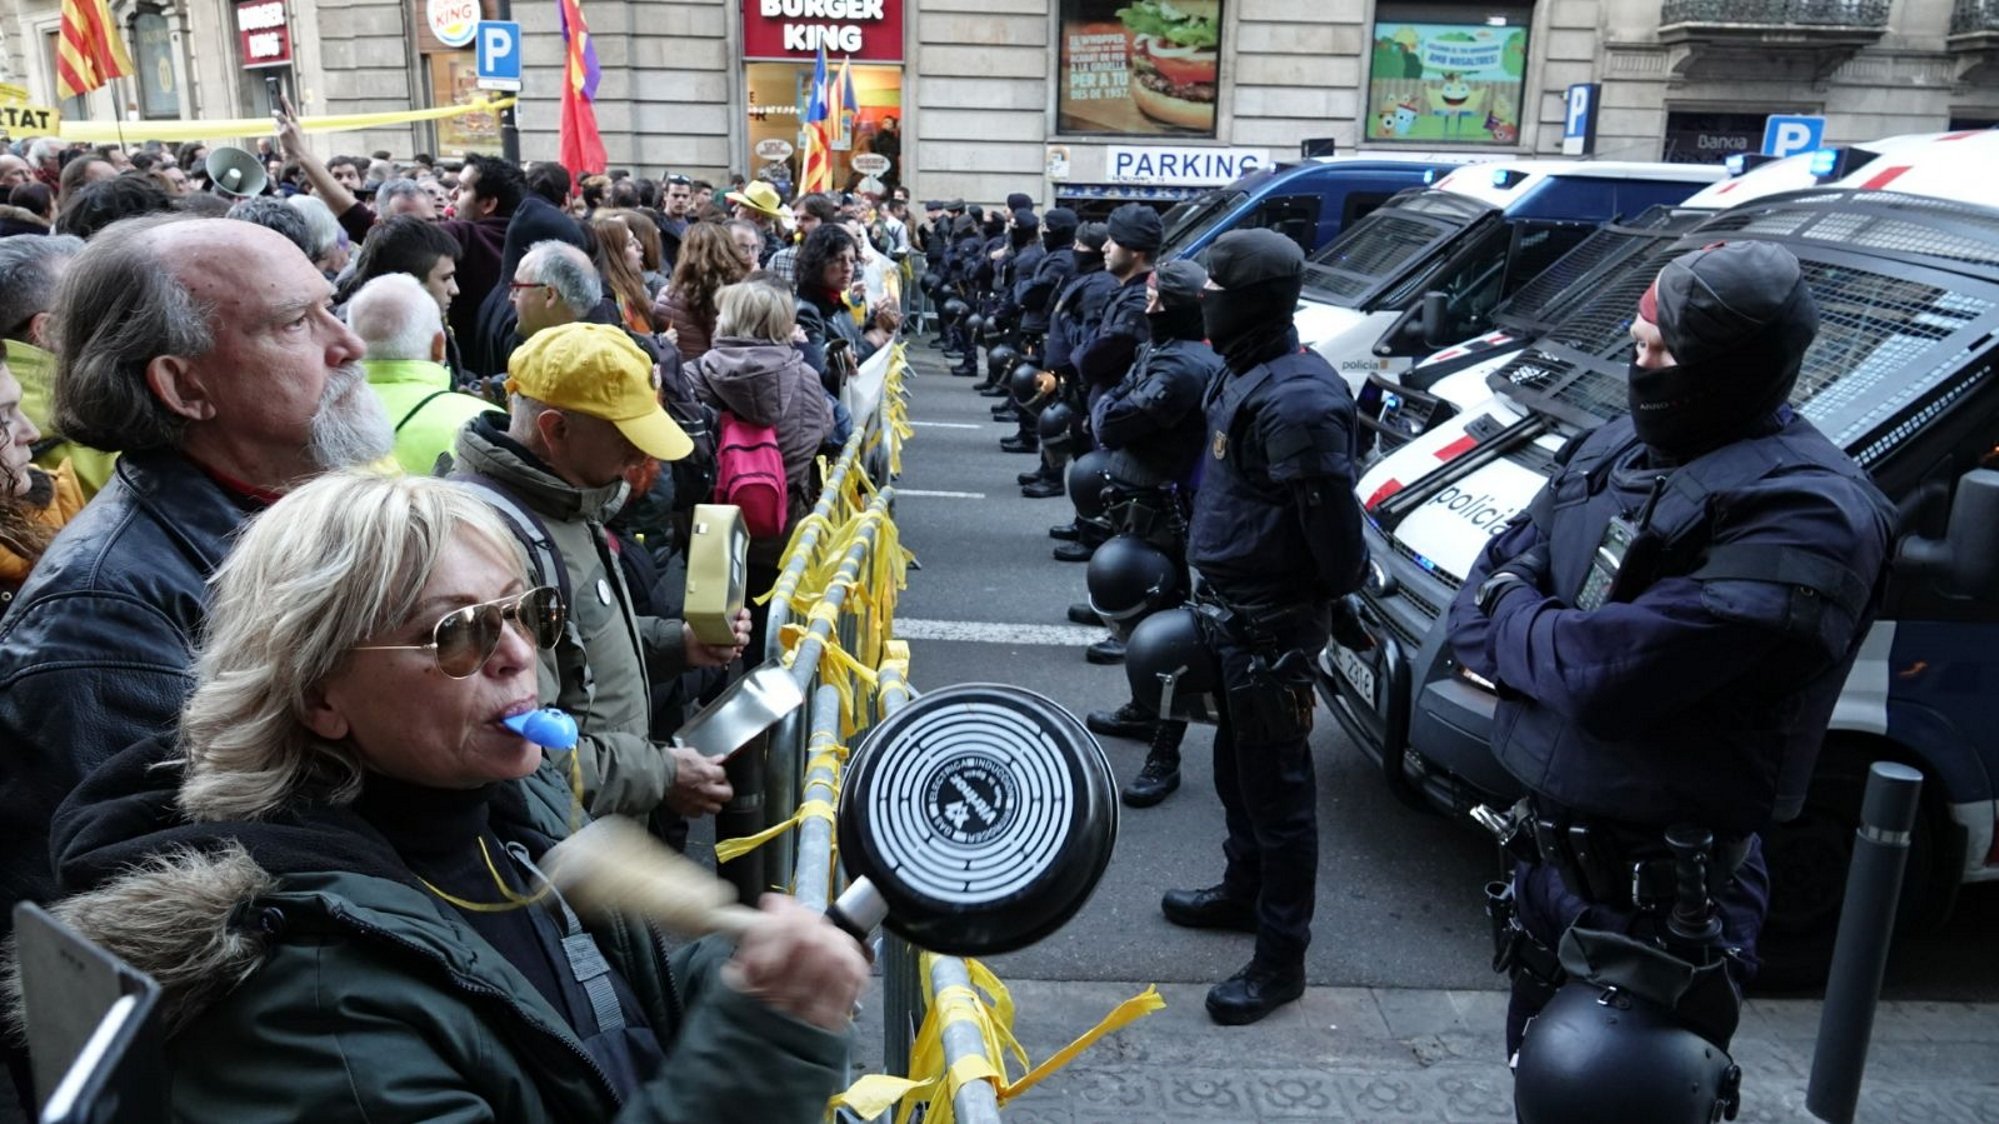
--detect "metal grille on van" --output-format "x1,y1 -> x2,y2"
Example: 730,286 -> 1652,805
1497,205 -> 1692,333
1540,236 -> 1691,356
1302,214 -> 1443,301
1693,190 -> 1999,275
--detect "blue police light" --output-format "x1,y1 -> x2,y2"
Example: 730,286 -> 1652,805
1808,148 -> 1839,177
1423,168 -> 1439,185
1725,154 -> 1747,176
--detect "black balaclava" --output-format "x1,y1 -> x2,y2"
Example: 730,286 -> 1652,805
1073,222 -> 1108,274
1202,228 -> 1304,372
1627,241 -> 1818,459
1006,192 -> 1033,212
1146,258 -> 1208,342
1009,208 -> 1039,250
1042,207 -> 1079,253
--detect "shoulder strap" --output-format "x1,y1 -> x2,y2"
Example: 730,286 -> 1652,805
394,389 -> 455,435
454,474 -> 596,709
1690,542 -> 1873,618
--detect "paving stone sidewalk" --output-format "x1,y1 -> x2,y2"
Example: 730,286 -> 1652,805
853,979 -> 1999,1122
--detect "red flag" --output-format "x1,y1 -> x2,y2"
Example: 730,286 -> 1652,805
557,0 -> 606,176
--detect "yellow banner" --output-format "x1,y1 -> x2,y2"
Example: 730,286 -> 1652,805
49,97 -> 515,144
0,103 -> 61,134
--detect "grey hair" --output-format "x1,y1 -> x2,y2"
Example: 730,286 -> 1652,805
26,138 -> 61,164
347,272 -> 441,361
226,196 -> 314,260
177,472 -> 530,822
376,178 -> 428,212
50,214 -> 214,453
285,194 -> 341,260
519,240 -> 600,317
713,280 -> 795,344
0,234 -> 83,343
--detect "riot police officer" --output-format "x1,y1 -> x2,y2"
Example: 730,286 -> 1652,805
1443,242 -> 1895,1078
1022,223 -> 1115,500
1161,228 -> 1367,1026
1080,259 -> 1227,805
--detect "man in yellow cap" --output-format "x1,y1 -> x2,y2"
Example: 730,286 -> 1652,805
725,179 -> 787,266
452,321 -> 745,824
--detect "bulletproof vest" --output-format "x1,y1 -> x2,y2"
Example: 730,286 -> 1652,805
1492,414 -> 1890,833
1187,349 -> 1354,609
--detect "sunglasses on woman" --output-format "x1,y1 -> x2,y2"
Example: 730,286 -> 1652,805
353,587 -> 565,679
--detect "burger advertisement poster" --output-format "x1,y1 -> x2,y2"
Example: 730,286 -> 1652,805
1366,21 -> 1528,146
1059,0 -> 1222,137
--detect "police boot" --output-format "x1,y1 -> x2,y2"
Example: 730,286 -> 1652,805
951,353 -> 980,377
978,383 -> 1012,398
1206,959 -> 1306,1027
1050,523 -> 1082,542
1000,432 -> 1039,454
1067,602 -> 1102,625
1120,724 -> 1180,807
1022,475 -> 1065,498
1160,884 -> 1258,932
992,400 -> 1019,417
1085,636 -> 1125,664
1086,701 -> 1155,740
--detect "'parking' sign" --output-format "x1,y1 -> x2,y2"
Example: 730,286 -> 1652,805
1761,115 -> 1825,159
475,21 -> 521,92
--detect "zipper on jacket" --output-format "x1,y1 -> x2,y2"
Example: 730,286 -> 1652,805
328,905 -> 625,1109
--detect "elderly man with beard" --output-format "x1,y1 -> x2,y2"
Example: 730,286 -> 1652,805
0,214 -> 391,1114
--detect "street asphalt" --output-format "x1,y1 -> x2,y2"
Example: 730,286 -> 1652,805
880,345 -> 1999,1003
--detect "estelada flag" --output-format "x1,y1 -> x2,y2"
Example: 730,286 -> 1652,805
800,45 -> 832,194
56,0 -> 134,101
557,0 -> 606,176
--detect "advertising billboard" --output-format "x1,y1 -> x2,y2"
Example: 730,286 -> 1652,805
1058,0 -> 1221,137
1364,21 -> 1527,146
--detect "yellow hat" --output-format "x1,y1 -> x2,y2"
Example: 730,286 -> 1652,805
725,180 -> 785,218
504,323 -> 694,462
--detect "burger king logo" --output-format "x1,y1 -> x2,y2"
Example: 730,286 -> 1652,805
427,0 -> 477,47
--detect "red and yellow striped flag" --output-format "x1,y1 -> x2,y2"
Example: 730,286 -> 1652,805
56,0 -> 134,101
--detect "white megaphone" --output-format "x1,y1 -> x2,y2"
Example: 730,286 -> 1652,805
204,146 -> 268,199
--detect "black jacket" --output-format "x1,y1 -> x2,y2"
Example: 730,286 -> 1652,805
1093,336 -> 1225,488
0,450 -> 259,946
796,287 -> 875,394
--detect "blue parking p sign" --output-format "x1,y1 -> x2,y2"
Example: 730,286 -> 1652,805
475,21 -> 521,91
1761,114 -> 1825,159
1562,84 -> 1600,157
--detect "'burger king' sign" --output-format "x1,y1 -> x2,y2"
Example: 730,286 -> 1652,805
427,0 -> 478,48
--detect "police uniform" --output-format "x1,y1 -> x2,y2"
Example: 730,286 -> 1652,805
1444,243 -> 1896,1056
1168,229 -> 1368,1026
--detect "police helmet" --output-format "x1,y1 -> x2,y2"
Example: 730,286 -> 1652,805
1123,607 -> 1222,724
1039,401 -> 1078,454
1067,450 -> 1113,521
921,269 -> 943,294
1011,362 -> 1049,407
941,297 -> 970,323
1087,536 -> 1181,639
963,312 -> 985,337
987,342 -> 1021,382
1514,983 -> 1742,1124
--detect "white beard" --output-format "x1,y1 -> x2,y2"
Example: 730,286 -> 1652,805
307,362 -> 394,471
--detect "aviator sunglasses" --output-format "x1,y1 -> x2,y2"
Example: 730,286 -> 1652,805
353,587 -> 566,678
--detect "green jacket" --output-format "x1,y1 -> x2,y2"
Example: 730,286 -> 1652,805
12,340 -> 118,498
364,357 -> 494,477
43,763 -> 849,1121
454,417 -> 690,816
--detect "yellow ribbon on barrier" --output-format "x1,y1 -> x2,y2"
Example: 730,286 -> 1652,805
55,97 -> 518,144
777,620 -> 880,736
827,954 -> 1166,1123
711,799 -> 835,863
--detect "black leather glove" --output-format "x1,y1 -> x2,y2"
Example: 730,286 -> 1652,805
1475,545 -> 1549,616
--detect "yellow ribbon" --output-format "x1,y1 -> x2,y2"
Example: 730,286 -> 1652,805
711,798 -> 835,863
57,97 -> 518,144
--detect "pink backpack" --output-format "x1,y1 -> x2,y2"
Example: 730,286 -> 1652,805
712,412 -> 788,538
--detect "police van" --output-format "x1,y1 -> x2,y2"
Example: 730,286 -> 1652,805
1364,137 -> 1950,455
1155,154 -> 1466,263
1317,131 -> 1999,984
1290,161 -> 1726,400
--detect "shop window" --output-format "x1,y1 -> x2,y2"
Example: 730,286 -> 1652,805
1365,6 -> 1529,147
745,61 -> 903,192
129,8 -> 179,119
1662,111 -> 1768,164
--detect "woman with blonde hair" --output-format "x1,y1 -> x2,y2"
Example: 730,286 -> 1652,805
1,346 -> 82,619
589,212 -> 656,335
653,221 -> 749,363
36,471 -> 866,1120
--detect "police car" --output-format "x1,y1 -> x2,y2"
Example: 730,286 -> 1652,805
1155,153 -> 1468,263
1318,130 -> 1999,985
1289,160 -> 1725,400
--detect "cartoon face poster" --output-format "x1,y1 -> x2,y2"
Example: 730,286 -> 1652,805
1367,22 -> 1527,145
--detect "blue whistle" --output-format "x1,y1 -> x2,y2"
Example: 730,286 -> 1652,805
502,708 -> 579,750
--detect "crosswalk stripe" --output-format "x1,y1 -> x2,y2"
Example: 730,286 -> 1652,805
896,619 -> 1108,646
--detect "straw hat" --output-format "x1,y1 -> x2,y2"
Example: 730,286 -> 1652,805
725,180 -> 784,219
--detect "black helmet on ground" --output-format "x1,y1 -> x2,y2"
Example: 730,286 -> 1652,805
1066,450 -> 1113,521
987,342 -> 1021,381
1087,535 -> 1181,640
1514,983 -> 1742,1124
1011,361 -> 1050,408
1123,607 -> 1222,724
1038,401 -> 1077,454
942,297 -> 970,323
963,312 -> 985,336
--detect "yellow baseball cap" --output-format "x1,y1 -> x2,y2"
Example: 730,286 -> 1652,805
504,323 -> 694,462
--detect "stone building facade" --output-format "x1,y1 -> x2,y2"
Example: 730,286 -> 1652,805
4,0 -> 1999,206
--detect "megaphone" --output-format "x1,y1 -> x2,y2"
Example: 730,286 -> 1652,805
204,146 -> 267,199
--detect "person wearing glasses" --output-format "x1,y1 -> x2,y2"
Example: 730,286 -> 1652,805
45,470 -> 866,1120
453,322 -> 740,822
0,214 -> 394,1116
